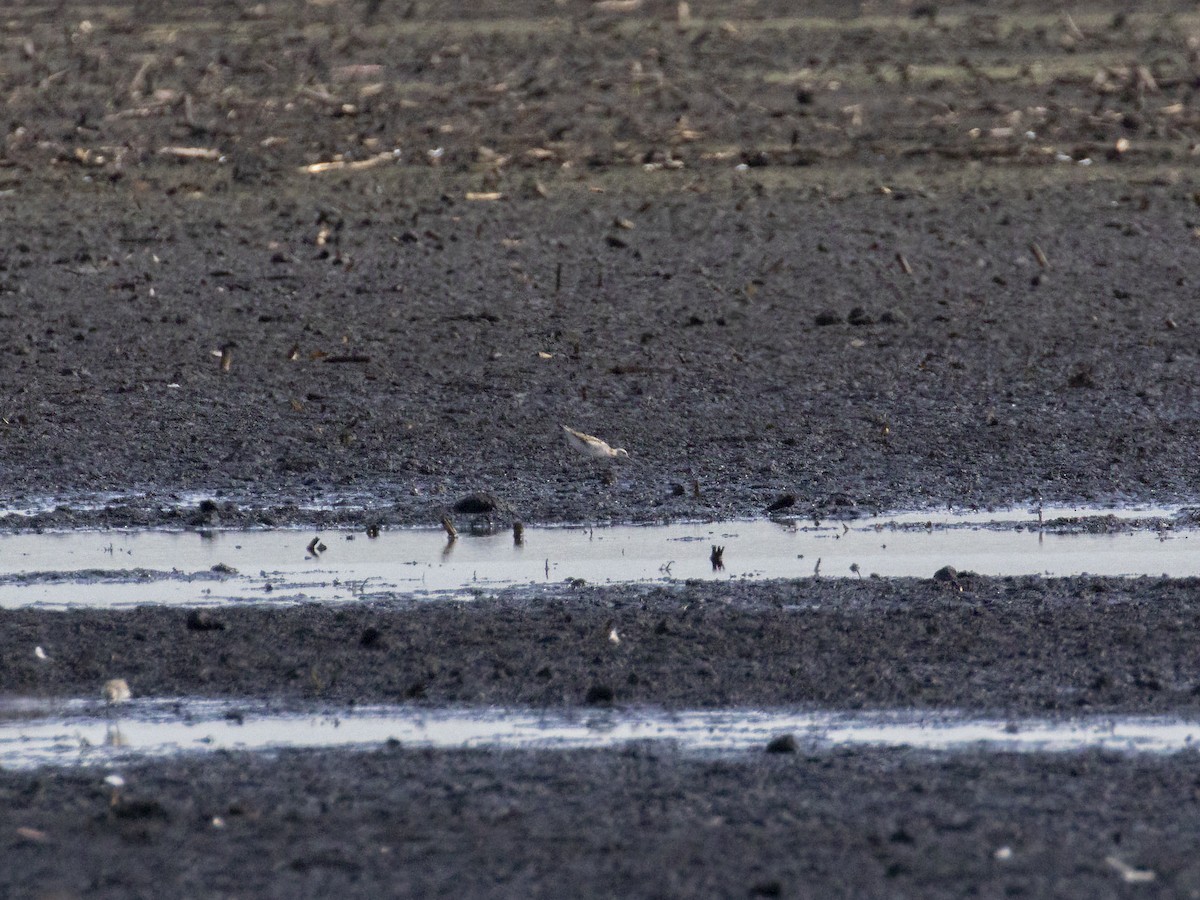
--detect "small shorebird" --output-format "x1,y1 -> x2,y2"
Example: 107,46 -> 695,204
562,425 -> 629,459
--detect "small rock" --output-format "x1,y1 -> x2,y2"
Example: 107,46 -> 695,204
1067,367 -> 1096,389
814,310 -> 842,326
765,493 -> 796,513
359,626 -> 386,649
880,308 -> 909,325
210,563 -> 238,575
111,797 -> 168,821
765,733 -> 797,753
585,684 -> 615,705
186,610 -> 226,632
750,881 -> 783,897
847,306 -> 875,326
932,565 -> 958,583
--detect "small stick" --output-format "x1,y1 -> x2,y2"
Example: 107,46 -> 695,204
896,252 -> 912,275
1029,242 -> 1049,269
441,516 -> 458,541
513,521 -> 524,546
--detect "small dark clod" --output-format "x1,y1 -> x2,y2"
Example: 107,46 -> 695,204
111,798 -> 169,821
585,684 -> 615,705
359,626 -> 386,649
186,610 -> 226,632
1067,368 -> 1096,389
765,734 -> 798,754
766,493 -> 796,513
750,880 -> 784,898
814,310 -> 842,326
404,681 -> 426,699
847,306 -> 875,326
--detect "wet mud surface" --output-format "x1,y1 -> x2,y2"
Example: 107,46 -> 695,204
2,0 -> 1200,528
5,0 -> 1200,895
6,745 -> 1200,899
6,577 -> 1200,714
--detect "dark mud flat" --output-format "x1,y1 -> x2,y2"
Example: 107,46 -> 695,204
6,577 -> 1200,714
6,0 -> 1200,895
4,745 -> 1199,899
1,1 -> 1200,528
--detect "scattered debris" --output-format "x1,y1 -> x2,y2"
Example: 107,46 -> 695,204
710,544 -> 725,571
299,151 -> 396,175
1106,856 -> 1156,884
158,146 -> 222,161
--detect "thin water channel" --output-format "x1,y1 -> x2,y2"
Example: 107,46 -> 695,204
2,699 -> 1199,771
0,504 -> 1189,608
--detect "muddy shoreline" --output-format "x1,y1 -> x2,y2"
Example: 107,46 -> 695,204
5,744 -> 1196,899
4,576 -> 1200,714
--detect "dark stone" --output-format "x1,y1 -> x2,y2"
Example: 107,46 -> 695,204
359,626 -> 386,649
111,798 -> 169,820
814,310 -> 842,326
750,881 -> 783,897
186,610 -> 226,632
765,494 -> 796,513
847,307 -> 875,326
765,734 -> 797,754
584,684 -> 615,705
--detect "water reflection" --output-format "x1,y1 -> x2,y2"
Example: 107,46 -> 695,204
2,698 -> 1199,770
0,503 -> 1188,609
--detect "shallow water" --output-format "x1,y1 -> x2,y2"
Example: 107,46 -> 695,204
0,504 -> 1189,608
2,698 -> 1198,770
